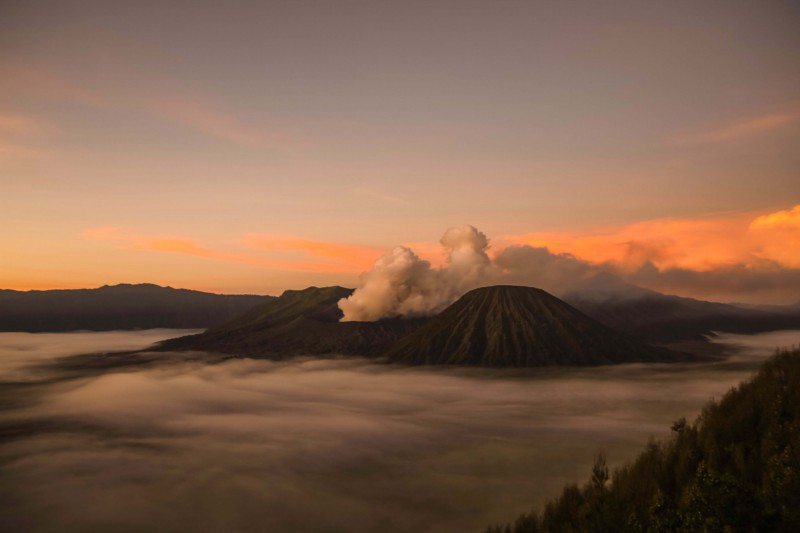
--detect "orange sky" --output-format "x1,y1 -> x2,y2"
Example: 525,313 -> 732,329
1,1 -> 799,302
63,204 -> 799,295
502,205 -> 800,272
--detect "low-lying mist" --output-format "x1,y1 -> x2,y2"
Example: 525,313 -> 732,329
1,330 -> 797,532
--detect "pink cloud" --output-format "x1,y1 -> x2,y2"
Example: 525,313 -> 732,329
668,109 -> 800,146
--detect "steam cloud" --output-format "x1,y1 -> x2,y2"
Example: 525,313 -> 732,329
338,224 -> 606,321
338,225 -> 493,321
339,225 -> 800,321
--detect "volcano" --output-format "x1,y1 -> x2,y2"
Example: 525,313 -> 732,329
160,286 -> 424,357
385,285 -> 686,366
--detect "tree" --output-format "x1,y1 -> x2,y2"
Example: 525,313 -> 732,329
592,453 -> 609,490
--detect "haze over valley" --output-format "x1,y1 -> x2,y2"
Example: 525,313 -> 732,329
2,1 -> 799,530
2,329 -> 797,532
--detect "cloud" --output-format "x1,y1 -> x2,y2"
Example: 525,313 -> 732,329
82,205 -> 800,308
338,225 -> 491,321
668,109 -> 800,146
82,226 -> 378,275
146,98 -> 298,151
493,242 -> 800,304
750,205 -> 800,230
338,210 -> 800,317
2,331 -> 771,533
494,245 -> 595,290
134,237 -> 355,274
630,261 -> 800,304
505,206 -> 800,271
0,65 -> 297,151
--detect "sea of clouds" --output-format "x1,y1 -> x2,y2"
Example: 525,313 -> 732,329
1,329 -> 795,532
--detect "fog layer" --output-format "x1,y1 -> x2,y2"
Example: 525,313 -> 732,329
1,330 -> 798,532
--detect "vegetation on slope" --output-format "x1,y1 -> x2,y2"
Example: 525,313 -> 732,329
486,348 -> 800,532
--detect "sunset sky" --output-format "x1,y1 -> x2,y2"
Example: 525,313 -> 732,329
2,1 -> 799,303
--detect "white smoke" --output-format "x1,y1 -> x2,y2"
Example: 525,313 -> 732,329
338,225 -> 492,321
339,224 -> 800,320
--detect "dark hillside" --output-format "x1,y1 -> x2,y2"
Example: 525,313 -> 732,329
487,348 -> 800,532
161,286 -> 424,357
386,285 -> 685,367
565,273 -> 800,342
0,284 -> 270,332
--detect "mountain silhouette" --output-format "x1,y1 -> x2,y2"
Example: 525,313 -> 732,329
385,285 -> 686,366
0,284 -> 271,332
564,272 -> 800,342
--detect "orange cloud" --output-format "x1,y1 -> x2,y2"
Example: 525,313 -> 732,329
80,205 -> 800,286
750,205 -> 800,229
747,205 -> 800,268
504,205 -> 800,271
83,227 -> 372,274
669,109 -> 800,146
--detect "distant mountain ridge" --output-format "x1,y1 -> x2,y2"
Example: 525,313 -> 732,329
563,273 -> 800,342
8,277 -> 798,365
0,284 -> 272,332
386,285 -> 685,366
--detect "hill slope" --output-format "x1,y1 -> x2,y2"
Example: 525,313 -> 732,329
0,284 -> 271,332
161,286 -> 424,357
386,285 -> 685,366
487,348 -> 800,532
564,272 -> 800,342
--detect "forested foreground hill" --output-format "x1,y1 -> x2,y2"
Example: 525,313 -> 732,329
486,348 -> 800,533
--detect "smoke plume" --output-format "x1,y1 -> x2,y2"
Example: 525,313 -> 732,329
338,224 -> 800,322
338,225 -> 491,321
